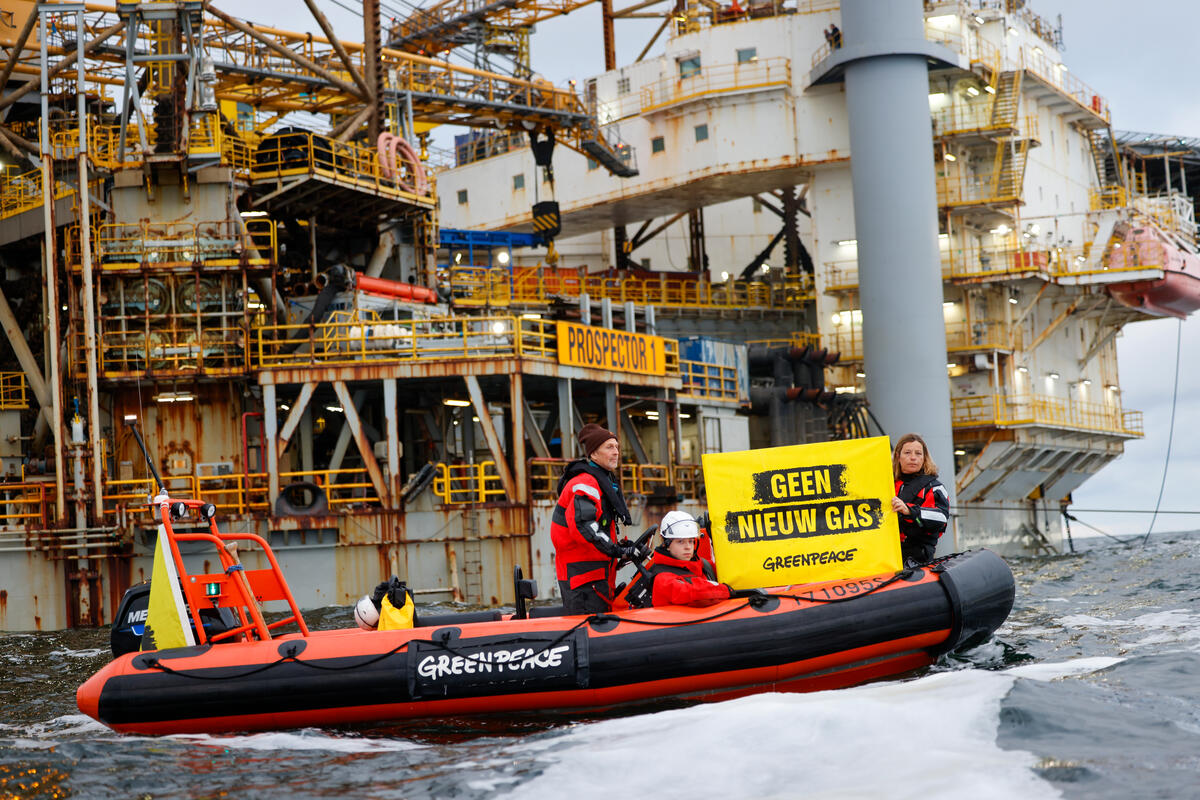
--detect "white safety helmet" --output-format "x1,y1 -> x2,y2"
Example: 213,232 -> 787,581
660,510 -> 700,539
354,595 -> 380,630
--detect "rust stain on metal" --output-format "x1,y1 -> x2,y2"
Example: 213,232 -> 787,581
0,589 -> 6,617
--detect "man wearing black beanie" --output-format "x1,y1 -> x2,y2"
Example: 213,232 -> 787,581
550,423 -> 634,613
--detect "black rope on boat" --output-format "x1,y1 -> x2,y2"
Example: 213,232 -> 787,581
420,615 -> 597,664
583,599 -> 766,628
140,637 -> 420,680
766,559 -> 956,606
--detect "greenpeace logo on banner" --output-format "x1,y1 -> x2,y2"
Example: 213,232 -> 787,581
408,631 -> 589,699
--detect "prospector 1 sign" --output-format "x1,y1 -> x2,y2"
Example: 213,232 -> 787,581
702,437 -> 902,589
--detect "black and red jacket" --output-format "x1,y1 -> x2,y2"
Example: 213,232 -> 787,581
623,545 -> 731,609
551,459 -> 631,595
894,473 -> 949,549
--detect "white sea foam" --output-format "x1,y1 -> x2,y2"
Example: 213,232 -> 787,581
9,714 -> 111,740
1006,657 -> 1124,681
47,647 -> 110,659
1054,608 -> 1200,651
496,670 -> 1063,800
169,729 -> 426,753
1057,614 -> 1123,628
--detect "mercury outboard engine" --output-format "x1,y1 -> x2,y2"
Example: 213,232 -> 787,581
110,582 -> 240,657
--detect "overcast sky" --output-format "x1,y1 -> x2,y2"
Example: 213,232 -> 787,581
249,0 -> 1199,536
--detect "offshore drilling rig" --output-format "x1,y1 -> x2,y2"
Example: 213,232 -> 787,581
4,0 -> 1192,631
0,0 -> 833,630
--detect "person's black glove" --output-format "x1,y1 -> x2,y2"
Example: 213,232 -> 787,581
729,587 -> 769,600
617,543 -> 640,561
370,579 -> 391,608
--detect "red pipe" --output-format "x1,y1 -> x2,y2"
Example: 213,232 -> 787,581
355,273 -> 438,304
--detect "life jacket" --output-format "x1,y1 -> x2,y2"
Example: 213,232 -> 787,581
551,459 -> 630,591
622,546 -> 727,609
894,473 -> 948,548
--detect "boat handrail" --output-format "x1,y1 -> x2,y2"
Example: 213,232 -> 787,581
157,497 -> 310,644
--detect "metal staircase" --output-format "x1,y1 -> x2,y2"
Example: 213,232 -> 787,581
1087,127 -> 1126,208
993,138 -> 1030,200
989,71 -> 1022,130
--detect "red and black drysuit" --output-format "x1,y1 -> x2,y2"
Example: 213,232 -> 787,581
622,545 -> 732,609
551,458 -> 632,614
894,472 -> 949,566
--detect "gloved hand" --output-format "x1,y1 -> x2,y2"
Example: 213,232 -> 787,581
371,576 -> 399,608
617,543 -> 641,561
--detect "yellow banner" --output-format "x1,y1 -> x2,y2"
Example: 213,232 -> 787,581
556,321 -> 667,376
703,437 -> 901,589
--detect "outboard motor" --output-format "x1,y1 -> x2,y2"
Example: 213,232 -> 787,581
110,582 -> 241,657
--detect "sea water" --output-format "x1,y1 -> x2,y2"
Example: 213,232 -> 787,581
2,531 -> 1199,799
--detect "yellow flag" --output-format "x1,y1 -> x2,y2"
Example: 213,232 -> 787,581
139,525 -> 195,651
704,437 -> 902,589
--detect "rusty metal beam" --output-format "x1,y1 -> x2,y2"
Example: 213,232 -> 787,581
206,6 -> 364,100
328,388 -> 367,473
0,6 -> 37,91
363,0 -> 384,142
257,358 -> 683,391
384,378 -> 401,500
302,0 -> 372,99
0,19 -> 126,112
331,103 -> 373,143
630,211 -> 687,251
0,284 -> 51,424
521,392 -> 550,459
0,124 -> 36,156
1027,297 -> 1081,353
365,228 -> 396,278
419,409 -> 446,462
264,383 -> 280,505
276,383 -> 316,458
1008,282 -> 1050,350
618,410 -> 648,463
635,9 -> 671,62
557,377 -> 576,459
332,381 -> 392,506
464,376 -> 516,500
509,373 -> 527,503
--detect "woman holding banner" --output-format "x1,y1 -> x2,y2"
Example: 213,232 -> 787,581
551,424 -> 634,614
891,433 -> 950,567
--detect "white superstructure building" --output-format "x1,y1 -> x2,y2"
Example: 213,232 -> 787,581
437,0 -> 1197,554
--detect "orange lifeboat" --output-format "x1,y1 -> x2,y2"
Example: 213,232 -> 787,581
1106,223 -> 1200,318
76,500 -> 1014,735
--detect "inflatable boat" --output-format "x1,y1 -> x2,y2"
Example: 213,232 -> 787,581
77,494 -> 1015,734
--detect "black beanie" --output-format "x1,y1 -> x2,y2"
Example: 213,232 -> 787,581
578,423 -> 617,457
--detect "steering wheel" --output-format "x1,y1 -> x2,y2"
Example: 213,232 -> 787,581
627,524 -> 657,559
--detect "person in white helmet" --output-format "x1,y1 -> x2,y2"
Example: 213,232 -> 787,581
624,510 -> 732,608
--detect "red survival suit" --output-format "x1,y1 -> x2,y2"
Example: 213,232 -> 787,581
551,458 -> 632,614
623,545 -> 732,609
894,473 -> 950,566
